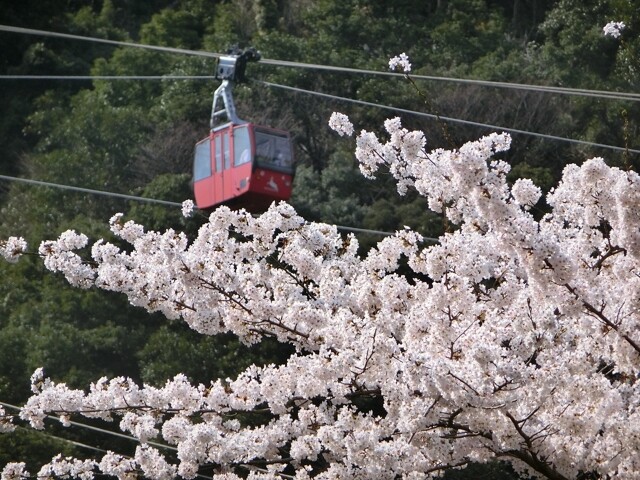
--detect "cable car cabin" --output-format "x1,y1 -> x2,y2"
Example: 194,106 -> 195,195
193,122 -> 294,212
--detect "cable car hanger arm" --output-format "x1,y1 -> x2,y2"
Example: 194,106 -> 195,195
210,47 -> 261,129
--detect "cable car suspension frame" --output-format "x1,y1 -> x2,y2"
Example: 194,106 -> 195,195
210,47 -> 260,128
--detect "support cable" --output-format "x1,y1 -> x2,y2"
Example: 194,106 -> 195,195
0,25 -> 220,59
0,174 -> 432,239
0,401 -> 175,452
259,81 -> 640,155
0,75 -> 216,80
1,400 -> 291,479
1,25 -> 638,102
0,73 -> 635,154
0,174 -> 183,207
14,424 -> 110,455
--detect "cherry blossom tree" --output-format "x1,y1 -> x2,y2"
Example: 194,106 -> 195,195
2,80 -> 640,479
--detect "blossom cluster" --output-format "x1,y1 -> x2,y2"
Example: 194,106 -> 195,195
3,110 -> 640,479
38,230 -> 94,288
181,199 -> 195,218
0,406 -> 15,433
37,455 -> 96,480
328,112 -> 354,137
603,21 -> 625,38
1,462 -> 28,480
388,52 -> 411,72
0,236 -> 27,263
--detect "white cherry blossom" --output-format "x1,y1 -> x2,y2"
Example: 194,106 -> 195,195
328,112 -> 354,137
37,455 -> 96,480
0,236 -> 27,263
2,111 -> 640,479
389,52 -> 411,72
0,463 -> 28,480
181,199 -> 195,218
603,21 -> 625,38
0,406 -> 14,433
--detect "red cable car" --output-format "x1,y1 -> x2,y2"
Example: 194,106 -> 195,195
193,49 -> 295,212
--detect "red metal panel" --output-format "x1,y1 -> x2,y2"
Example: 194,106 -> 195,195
212,133 -> 224,206
250,167 -> 293,200
194,177 -> 216,209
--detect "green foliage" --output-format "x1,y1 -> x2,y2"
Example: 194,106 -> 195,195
291,146 -> 366,226
140,9 -> 204,50
531,0 -> 639,166
207,1 -> 259,48
427,0 -> 509,71
0,323 -> 30,403
292,144 -> 444,254
151,57 -> 215,124
138,324 -> 293,386
0,257 -> 152,389
129,173 -> 197,232
0,428 -> 77,474
440,460 -> 522,480
27,88 -> 149,187
537,0 -> 614,85
66,1 -> 125,43
508,162 -> 555,193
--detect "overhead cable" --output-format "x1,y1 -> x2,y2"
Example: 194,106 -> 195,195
2,72 -> 640,105
0,25 -> 220,59
0,174 -> 184,207
0,75 -> 216,80
1,72 -> 635,154
1,400 -> 292,479
15,424 -> 110,455
0,174 -> 429,239
1,73 -> 639,104
3,73 -> 636,154
259,81 -> 640,155
257,59 -> 640,102
0,401 -> 176,452
1,25 -> 638,102
2,401 -> 218,480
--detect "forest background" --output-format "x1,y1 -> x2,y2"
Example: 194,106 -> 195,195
0,0 -> 638,478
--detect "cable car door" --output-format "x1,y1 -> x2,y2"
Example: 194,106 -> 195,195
212,132 -> 224,205
193,136 -> 215,208
231,125 -> 252,197
220,129 -> 234,202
